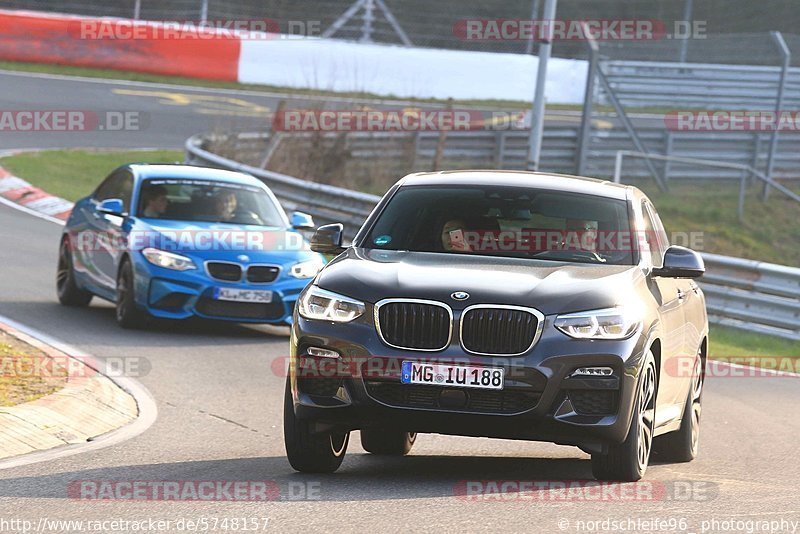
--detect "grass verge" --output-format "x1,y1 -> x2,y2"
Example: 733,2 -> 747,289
0,331 -> 67,406
0,149 -> 183,202
708,324 -> 798,372
630,179 -> 800,266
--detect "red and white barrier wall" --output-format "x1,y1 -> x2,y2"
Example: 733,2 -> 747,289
0,10 -> 588,103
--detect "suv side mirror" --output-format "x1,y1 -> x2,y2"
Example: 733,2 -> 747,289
290,211 -> 315,230
653,245 -> 705,279
97,198 -> 125,216
310,223 -> 346,255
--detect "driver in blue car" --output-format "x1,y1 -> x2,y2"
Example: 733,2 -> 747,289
141,184 -> 168,219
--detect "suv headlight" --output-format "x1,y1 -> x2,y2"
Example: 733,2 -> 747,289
142,248 -> 196,271
554,307 -> 640,339
289,258 -> 325,279
298,286 -> 365,322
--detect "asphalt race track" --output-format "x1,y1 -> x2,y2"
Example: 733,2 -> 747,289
0,71 -> 798,533
0,69 -> 659,152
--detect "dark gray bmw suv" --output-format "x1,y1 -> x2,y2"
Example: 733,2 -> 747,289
284,170 -> 708,481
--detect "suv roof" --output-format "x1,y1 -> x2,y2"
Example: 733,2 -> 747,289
399,170 -> 632,201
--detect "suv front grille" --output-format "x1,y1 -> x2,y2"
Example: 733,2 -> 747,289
376,300 -> 452,351
570,390 -> 618,416
365,381 -> 542,414
206,262 -> 242,282
460,306 -> 541,355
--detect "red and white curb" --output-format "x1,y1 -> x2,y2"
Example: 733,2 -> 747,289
0,165 -> 74,223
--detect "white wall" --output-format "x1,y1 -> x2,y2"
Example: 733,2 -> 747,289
238,38 -> 588,104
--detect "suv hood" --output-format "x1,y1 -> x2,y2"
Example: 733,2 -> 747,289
315,248 -> 643,315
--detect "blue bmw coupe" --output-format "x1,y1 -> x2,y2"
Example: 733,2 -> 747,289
56,164 -> 326,328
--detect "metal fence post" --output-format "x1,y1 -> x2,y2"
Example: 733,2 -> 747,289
576,27 -> 598,176
200,0 -> 208,23
764,31 -> 790,200
527,0 -> 558,171
133,0 -> 142,20
524,0 -> 541,55
596,68 -> 668,192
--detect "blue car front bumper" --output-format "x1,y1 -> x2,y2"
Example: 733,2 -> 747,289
135,259 -> 311,325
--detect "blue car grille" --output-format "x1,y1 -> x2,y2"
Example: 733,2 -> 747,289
195,297 -> 285,320
206,262 -> 242,282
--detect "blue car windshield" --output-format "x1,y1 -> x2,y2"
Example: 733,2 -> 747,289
138,178 -> 285,227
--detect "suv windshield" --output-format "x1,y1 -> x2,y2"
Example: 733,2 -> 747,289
138,178 -> 285,227
364,185 -> 635,265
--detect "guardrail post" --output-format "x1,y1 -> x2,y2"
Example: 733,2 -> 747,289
750,134 -> 761,180
764,31 -> 791,200
738,170 -> 747,221
663,131 -> 673,183
494,131 -> 506,169
432,98 -> 452,170
613,151 -> 624,183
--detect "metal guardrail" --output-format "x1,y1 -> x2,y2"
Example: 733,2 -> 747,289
600,59 -> 800,110
613,150 -> 800,220
186,133 -> 800,341
701,254 -> 800,341
185,134 -> 381,233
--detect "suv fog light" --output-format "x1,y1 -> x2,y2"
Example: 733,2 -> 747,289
306,347 -> 340,359
571,366 -> 614,377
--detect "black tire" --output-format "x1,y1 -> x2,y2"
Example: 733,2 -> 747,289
284,379 -> 349,473
115,259 -> 148,329
361,428 -> 417,456
592,352 -> 657,482
652,351 -> 703,463
56,239 -> 93,307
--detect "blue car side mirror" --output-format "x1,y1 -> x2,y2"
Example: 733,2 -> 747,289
97,198 -> 125,216
290,211 -> 315,230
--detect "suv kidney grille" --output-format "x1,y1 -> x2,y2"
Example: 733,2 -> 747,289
461,307 -> 539,355
376,301 -> 451,351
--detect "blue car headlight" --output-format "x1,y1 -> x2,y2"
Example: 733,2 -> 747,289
142,248 -> 197,271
